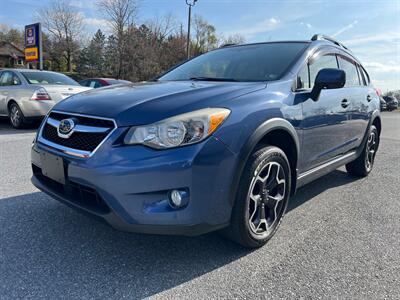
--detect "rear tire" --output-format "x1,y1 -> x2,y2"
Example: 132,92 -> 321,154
224,146 -> 291,248
346,125 -> 378,177
9,103 -> 25,129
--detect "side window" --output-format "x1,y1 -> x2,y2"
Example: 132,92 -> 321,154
11,72 -> 21,85
297,64 -> 309,90
0,72 -> 14,86
361,67 -> 370,85
88,80 -> 101,88
309,54 -> 338,89
338,56 -> 360,87
358,65 -> 367,86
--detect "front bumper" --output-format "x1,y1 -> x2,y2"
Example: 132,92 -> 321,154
31,130 -> 237,236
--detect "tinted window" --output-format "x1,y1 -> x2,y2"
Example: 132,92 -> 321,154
159,42 -> 308,82
358,65 -> 367,86
309,54 -> 338,89
360,66 -> 370,85
88,80 -> 102,88
21,71 -> 79,85
338,56 -> 360,87
0,71 -> 20,86
297,64 -> 310,89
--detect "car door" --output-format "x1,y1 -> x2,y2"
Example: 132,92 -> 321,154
0,71 -> 10,115
297,51 -> 352,172
337,55 -> 370,150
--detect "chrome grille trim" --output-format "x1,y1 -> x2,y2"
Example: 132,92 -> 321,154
37,110 -> 117,158
46,117 -> 111,133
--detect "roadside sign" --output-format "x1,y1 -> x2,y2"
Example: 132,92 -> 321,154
24,23 -> 43,69
25,47 -> 39,61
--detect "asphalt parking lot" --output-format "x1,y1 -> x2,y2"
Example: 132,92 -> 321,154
0,112 -> 399,299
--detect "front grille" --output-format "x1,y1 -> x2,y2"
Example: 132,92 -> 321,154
43,124 -> 110,151
40,112 -> 115,153
32,164 -> 110,214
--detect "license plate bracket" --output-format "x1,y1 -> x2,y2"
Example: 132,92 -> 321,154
40,152 -> 65,185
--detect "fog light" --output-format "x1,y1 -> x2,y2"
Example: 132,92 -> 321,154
168,189 -> 189,208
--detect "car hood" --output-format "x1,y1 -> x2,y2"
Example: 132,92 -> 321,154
53,81 -> 266,126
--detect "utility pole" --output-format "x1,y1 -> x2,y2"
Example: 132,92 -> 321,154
186,0 -> 198,59
39,23 -> 43,70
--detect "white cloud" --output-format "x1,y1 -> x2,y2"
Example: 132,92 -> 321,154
84,17 -> 111,34
363,62 -> 400,73
344,32 -> 400,46
85,17 -> 107,27
300,22 -> 313,29
70,0 -> 96,9
332,20 -> 358,37
225,17 -> 281,39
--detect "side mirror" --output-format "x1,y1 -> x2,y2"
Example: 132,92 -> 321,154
310,68 -> 346,101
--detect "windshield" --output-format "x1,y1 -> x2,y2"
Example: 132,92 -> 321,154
21,72 -> 79,85
159,42 -> 308,82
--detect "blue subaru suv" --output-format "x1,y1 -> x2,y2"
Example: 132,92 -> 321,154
31,35 -> 381,248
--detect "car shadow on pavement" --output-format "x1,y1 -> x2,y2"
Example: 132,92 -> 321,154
0,192 -> 249,299
0,118 -> 39,135
288,169 -> 359,212
0,170 -> 359,299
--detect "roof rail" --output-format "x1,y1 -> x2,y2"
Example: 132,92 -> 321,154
220,43 -> 237,48
311,34 -> 349,50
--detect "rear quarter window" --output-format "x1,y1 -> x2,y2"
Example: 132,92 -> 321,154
337,56 -> 360,87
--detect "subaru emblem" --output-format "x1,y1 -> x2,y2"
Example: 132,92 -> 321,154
58,118 -> 75,138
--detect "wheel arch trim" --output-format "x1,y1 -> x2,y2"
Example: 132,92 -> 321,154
228,118 -> 300,206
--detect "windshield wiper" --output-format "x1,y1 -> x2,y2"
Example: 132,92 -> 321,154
189,77 -> 238,82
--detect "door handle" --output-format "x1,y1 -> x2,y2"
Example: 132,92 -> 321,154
367,95 -> 372,102
341,98 -> 349,108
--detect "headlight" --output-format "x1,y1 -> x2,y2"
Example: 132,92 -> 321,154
124,108 -> 230,149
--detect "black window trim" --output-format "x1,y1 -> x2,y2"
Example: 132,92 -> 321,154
294,50 -> 340,92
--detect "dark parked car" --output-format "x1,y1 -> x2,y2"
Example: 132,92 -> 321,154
382,96 -> 398,111
380,97 -> 387,111
79,78 -> 132,88
31,34 -> 381,248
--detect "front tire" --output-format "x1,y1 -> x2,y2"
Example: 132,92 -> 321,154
9,103 -> 25,129
346,125 -> 378,177
225,146 -> 291,248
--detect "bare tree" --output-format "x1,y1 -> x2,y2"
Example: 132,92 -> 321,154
37,0 -> 84,72
192,15 -> 218,56
147,13 -> 178,42
98,0 -> 139,78
221,34 -> 246,46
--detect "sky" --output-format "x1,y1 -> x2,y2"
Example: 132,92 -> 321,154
0,0 -> 399,91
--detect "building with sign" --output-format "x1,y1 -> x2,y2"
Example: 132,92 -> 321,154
0,41 -> 26,68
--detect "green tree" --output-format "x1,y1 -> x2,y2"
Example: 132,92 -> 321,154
0,25 -> 24,48
78,29 -> 107,76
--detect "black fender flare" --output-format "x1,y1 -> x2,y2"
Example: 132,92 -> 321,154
228,118 -> 300,206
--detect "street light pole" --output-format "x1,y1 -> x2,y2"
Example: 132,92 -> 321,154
186,0 -> 198,59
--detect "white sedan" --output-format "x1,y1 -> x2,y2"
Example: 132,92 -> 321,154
0,69 -> 92,128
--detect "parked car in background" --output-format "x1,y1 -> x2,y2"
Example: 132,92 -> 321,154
380,97 -> 387,111
382,96 -> 398,111
79,78 -> 132,89
0,69 -> 92,128
32,35 -> 381,248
